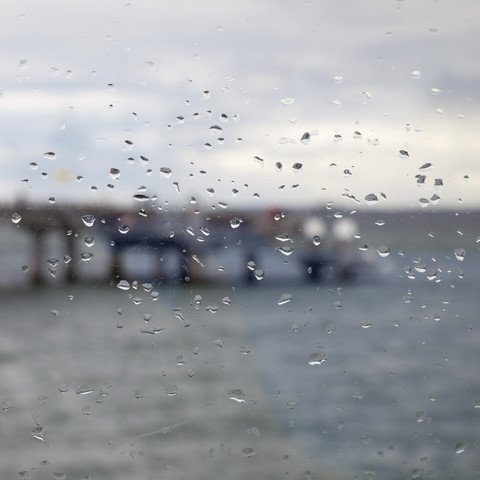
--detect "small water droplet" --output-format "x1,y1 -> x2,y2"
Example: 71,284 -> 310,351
399,149 -> 409,158
411,70 -> 421,79
110,168 -> 121,179
276,246 -> 294,256
81,215 -> 95,227
419,162 -> 433,171
376,245 -> 390,257
455,441 -> 468,454
300,132 -> 310,144
364,194 -> 378,205
133,194 -> 150,202
159,167 -> 172,178
43,151 -> 56,159
230,217 -> 243,228
11,213 -> 22,224
280,97 -> 295,106
240,345 -> 250,354
80,252 -> 93,262
453,248 -> 465,261
228,388 -> 246,403
242,447 -> 257,458
84,236 -> 94,247
118,225 -> 130,234
277,293 -> 293,305
165,385 -> 178,396
361,320 -> 373,328
117,280 -> 130,290
254,269 -> 264,280
308,352 -> 327,365
292,162 -> 303,172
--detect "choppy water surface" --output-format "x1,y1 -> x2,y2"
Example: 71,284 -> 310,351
0,271 -> 479,479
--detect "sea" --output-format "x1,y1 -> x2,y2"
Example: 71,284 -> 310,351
0,223 -> 479,480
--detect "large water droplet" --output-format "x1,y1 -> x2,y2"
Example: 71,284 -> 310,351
454,248 -> 465,261
364,194 -> 378,205
118,225 -> 130,234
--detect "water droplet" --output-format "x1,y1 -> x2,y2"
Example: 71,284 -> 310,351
431,87 -> 442,95
254,269 -> 264,280
228,388 -> 246,403
455,441 -> 468,454
300,132 -> 310,144
80,252 -> 93,262
364,194 -> 378,205
133,194 -> 150,202
240,345 -> 250,354
308,352 -> 327,365
117,280 -> 130,290
361,320 -> 373,328
159,167 -> 172,178
253,156 -> 264,167
277,293 -> 293,305
31,426 -> 47,444
411,70 -> 421,79
84,236 -> 94,247
222,296 -> 231,305
434,178 -> 443,188
275,246 -> 294,256
11,213 -> 22,224
280,98 -> 295,106
376,245 -> 390,257
43,151 -> 56,159
292,163 -> 303,172
118,225 -> 130,234
454,248 -> 465,261
110,168 -> 120,179
419,162 -> 433,171
165,385 -> 178,396
230,217 -> 243,229
134,388 -> 144,399
399,149 -> 409,158
275,233 -> 292,242
81,215 -> 95,227
242,447 -> 257,458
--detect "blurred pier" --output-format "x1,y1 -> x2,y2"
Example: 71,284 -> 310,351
1,202 -> 479,287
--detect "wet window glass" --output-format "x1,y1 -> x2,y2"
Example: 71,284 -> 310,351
1,1 -> 479,479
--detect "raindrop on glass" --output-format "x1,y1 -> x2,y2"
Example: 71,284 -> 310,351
308,352 -> 327,365
277,293 -> 293,305
81,215 -> 95,227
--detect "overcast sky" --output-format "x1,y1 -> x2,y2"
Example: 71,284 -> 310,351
1,0 -> 479,211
